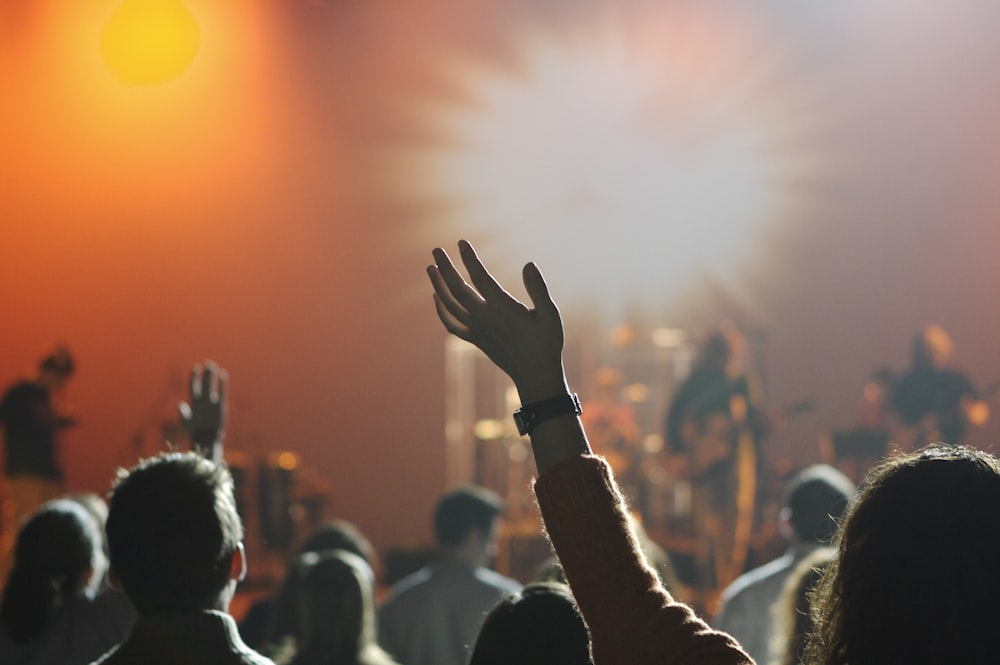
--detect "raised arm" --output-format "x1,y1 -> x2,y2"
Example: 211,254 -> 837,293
428,241 -> 752,665
178,361 -> 228,464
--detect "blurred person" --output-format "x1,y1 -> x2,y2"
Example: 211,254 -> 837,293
0,346 -> 77,580
888,324 -> 988,450
713,465 -> 854,665
282,550 -> 398,665
580,367 -> 641,482
665,323 -> 768,599
468,582 -> 592,665
0,499 -> 128,665
377,486 -> 521,665
428,241 -> 751,664
806,444 -> 1000,664
245,520 -> 378,651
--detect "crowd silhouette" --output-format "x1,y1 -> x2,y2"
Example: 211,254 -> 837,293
0,243 -> 998,665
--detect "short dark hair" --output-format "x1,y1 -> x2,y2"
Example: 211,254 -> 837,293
433,486 -> 504,547
783,465 -> 855,544
106,452 -> 243,613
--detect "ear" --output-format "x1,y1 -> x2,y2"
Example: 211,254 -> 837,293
230,542 -> 247,583
778,506 -> 795,542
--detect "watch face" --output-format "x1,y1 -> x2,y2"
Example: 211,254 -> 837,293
513,410 -> 533,436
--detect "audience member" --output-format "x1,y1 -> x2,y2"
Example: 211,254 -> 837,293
91,451 -> 270,664
0,346 -> 77,582
378,486 -> 521,665
768,547 -> 834,665
805,444 -> 1000,664
0,499 -> 129,665
713,464 -> 854,664
427,240 -> 751,664
283,550 -> 398,665
91,360 -> 271,664
243,519 -> 378,651
468,581 -> 592,665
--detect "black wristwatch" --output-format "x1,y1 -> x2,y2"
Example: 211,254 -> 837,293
513,393 -> 582,436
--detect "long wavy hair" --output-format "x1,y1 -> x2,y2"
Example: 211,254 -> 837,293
805,445 -> 1000,665
0,500 -> 102,643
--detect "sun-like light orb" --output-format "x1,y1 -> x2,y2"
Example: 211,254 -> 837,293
390,10 -> 818,312
101,0 -> 201,87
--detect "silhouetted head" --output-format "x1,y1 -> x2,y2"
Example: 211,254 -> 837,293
0,500 -> 105,643
297,519 -> 377,570
807,445 -> 1000,665
469,582 -> 592,665
290,550 -> 397,665
781,464 -> 855,544
700,322 -> 746,376
37,346 -> 74,389
433,486 -> 504,565
912,324 -> 953,370
106,452 -> 244,614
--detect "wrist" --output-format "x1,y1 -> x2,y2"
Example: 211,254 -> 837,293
514,369 -> 569,405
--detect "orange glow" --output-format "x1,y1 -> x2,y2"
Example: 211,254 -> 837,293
101,0 -> 201,86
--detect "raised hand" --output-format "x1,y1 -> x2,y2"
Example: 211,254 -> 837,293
428,240 -> 568,404
178,360 -> 228,462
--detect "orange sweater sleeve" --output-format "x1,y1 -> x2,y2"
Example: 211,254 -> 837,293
533,455 -> 753,665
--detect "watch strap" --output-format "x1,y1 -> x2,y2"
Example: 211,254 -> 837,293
513,393 -> 582,436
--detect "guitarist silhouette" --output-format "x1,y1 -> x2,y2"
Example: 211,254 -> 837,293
665,323 -> 767,607
888,325 -> 989,450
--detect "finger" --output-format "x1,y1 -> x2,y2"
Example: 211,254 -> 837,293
428,265 -> 474,327
190,364 -> 203,400
522,262 -> 560,318
433,294 -> 474,342
178,401 -> 192,423
458,240 -> 519,307
432,247 -> 485,311
216,368 -> 228,408
200,362 -> 214,403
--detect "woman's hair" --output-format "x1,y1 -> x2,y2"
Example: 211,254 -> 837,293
0,499 -> 103,643
805,444 -> 1000,665
288,550 -> 397,665
769,547 -> 835,665
468,582 -> 592,665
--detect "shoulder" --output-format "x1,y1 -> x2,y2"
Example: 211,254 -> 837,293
472,567 -> 522,594
719,553 -> 796,606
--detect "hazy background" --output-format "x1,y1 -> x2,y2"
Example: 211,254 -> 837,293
4,0 -> 1000,564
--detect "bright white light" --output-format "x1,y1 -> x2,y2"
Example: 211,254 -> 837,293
390,10 -> 819,311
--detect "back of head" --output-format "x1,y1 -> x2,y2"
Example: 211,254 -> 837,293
297,520 -> 377,570
0,500 -> 102,643
807,445 -> 1000,665
433,486 -> 504,548
783,464 -> 855,544
292,550 -> 395,665
469,582 -> 592,665
106,451 -> 243,614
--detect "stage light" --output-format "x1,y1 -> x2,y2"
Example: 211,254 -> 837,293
101,0 -> 201,86
389,11 -> 820,312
